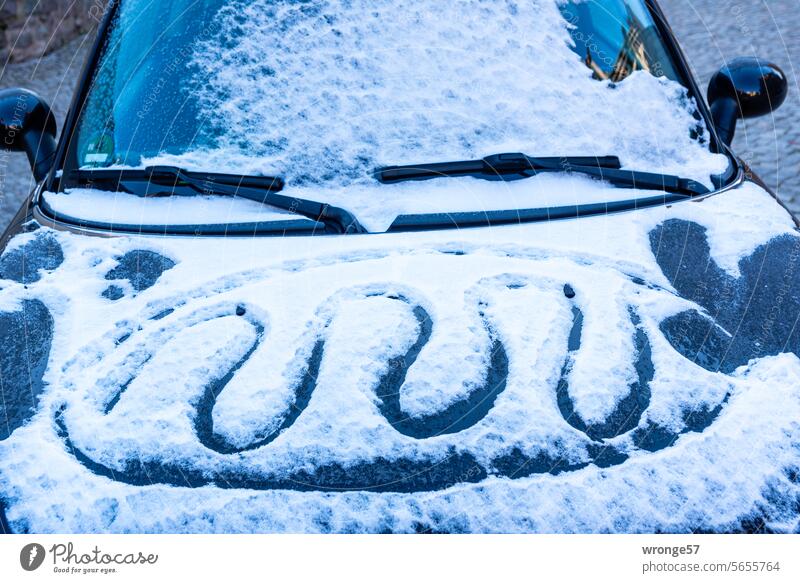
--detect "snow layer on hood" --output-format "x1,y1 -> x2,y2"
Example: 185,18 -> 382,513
45,189 -> 298,225
2,182 -> 799,533
51,0 -> 728,231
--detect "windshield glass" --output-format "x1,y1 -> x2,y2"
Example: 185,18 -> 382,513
57,0 -> 728,232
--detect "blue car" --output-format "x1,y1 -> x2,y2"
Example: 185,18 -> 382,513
1,0 -> 798,533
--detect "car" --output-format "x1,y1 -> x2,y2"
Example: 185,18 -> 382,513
0,0 -> 798,534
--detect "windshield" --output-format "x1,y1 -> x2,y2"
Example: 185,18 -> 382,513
57,0 -> 728,232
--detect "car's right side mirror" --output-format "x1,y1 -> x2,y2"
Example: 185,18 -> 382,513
707,57 -> 788,150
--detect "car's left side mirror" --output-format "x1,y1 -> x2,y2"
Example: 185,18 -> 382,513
707,57 -> 788,150
0,88 -> 58,182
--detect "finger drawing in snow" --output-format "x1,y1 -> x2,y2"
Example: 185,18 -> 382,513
2,209 -> 800,532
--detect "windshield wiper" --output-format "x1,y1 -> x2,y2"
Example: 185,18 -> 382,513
376,153 -> 710,196
65,166 -> 366,234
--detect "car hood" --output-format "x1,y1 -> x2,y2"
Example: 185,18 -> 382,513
1,181 -> 799,533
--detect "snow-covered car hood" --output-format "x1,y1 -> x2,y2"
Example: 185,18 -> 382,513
1,182 -> 800,533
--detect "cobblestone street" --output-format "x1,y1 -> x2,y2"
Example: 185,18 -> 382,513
0,1 -> 799,230
660,0 -> 800,214
0,35 -> 90,229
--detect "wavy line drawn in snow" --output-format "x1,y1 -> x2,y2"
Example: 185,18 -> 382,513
55,238 -> 740,493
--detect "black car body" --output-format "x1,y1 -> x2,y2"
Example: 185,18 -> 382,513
1,0 -> 798,534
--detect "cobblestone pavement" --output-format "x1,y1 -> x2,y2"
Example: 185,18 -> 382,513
0,35 -> 91,231
660,0 -> 800,214
1,2 -> 799,231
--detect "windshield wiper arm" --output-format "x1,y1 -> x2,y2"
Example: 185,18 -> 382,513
66,166 -> 366,234
376,153 -> 709,196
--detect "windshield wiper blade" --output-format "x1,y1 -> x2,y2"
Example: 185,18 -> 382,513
375,153 -> 709,196
66,166 -> 366,234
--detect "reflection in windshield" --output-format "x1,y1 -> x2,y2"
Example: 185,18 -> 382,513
69,0 -> 224,169
559,1 -> 679,83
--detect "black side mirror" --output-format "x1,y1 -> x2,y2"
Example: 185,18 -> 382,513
0,88 -> 58,182
707,57 -> 788,150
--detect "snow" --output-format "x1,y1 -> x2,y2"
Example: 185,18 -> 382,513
2,179 -> 800,532
2,0 -> 797,533
185,0 -> 726,186
47,0 -> 728,232
47,173 -> 697,234
44,189 -> 297,226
